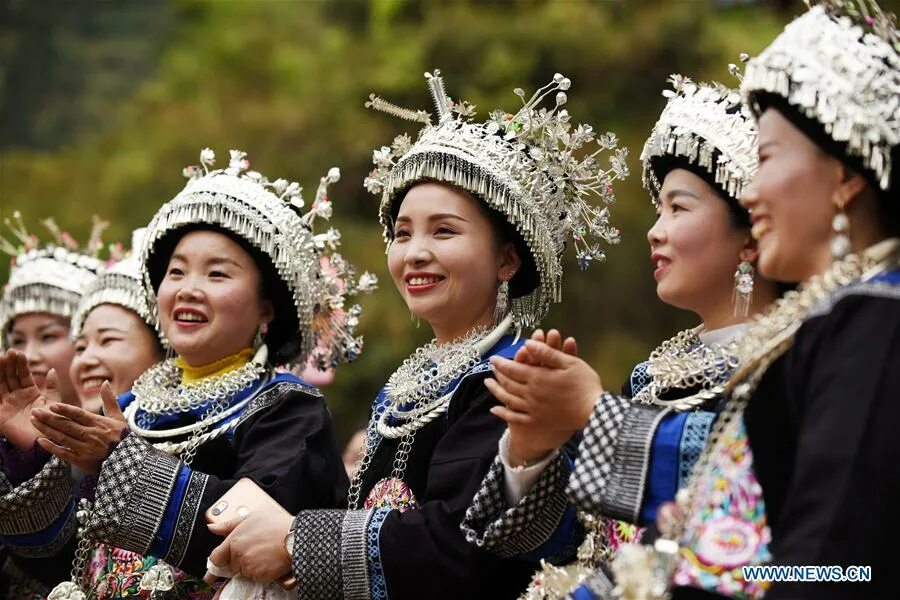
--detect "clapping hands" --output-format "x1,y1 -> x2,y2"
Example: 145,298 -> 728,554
485,329 -> 605,466
0,350 -> 59,449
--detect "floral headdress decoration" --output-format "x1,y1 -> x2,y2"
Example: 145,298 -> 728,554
364,70 -> 628,326
741,0 -> 900,191
641,62 -> 759,204
0,213 -> 106,347
140,149 -> 377,367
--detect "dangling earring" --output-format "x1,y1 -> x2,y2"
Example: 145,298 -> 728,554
254,323 -> 268,349
831,204 -> 851,261
732,260 -> 754,318
409,311 -> 420,329
493,279 -> 510,327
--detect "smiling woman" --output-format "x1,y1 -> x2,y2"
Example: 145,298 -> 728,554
12,148 -> 376,599
205,70 -> 627,600
388,182 -> 521,344
0,217 -> 104,596
3,229 -> 174,596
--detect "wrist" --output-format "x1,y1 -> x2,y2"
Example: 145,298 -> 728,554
282,521 -> 296,564
502,430 -> 555,468
576,389 -> 604,427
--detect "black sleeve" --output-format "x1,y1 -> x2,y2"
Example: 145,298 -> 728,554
757,293 -> 900,599
85,382 -> 347,578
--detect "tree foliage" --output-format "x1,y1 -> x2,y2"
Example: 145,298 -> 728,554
1,0 -> 842,441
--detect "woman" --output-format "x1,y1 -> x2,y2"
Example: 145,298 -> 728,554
695,3 -> 898,598
597,3 -> 898,598
205,70 -> 628,599
0,229 -> 176,598
460,73 -> 780,599
0,216 -> 104,598
28,148 -> 374,598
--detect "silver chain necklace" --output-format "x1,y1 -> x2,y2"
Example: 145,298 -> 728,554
131,345 -> 267,419
611,241 -> 900,600
347,315 -> 515,509
632,327 -> 741,411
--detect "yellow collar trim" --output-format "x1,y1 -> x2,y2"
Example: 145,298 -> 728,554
175,348 -> 255,383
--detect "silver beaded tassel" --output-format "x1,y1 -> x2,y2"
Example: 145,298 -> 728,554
831,207 -> 851,261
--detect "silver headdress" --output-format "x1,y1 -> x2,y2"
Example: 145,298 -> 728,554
364,70 -> 629,326
741,0 -> 900,191
641,69 -> 758,203
0,213 -> 105,347
71,228 -> 158,341
139,148 -> 377,367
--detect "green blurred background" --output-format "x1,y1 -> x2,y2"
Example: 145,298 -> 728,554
3,0 -> 897,443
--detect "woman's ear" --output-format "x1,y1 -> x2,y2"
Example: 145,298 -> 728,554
499,242 -> 522,279
739,235 -> 760,265
259,300 -> 275,326
835,164 -> 869,210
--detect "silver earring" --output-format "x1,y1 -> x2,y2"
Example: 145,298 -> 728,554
493,280 -> 509,327
831,206 -> 851,261
732,260 -> 754,318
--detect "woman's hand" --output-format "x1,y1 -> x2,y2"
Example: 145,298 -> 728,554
30,381 -> 127,474
0,350 -> 58,449
486,331 -> 603,466
205,510 -> 295,584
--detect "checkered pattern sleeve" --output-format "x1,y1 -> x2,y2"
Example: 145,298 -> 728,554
83,378 -> 347,578
566,393 -> 669,523
461,450 -> 572,558
83,433 -> 187,556
0,453 -> 78,560
290,508 -> 391,600
0,454 -> 74,537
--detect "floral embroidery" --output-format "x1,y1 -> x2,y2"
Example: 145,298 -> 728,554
85,543 -> 212,599
673,417 -> 771,599
364,477 -> 419,512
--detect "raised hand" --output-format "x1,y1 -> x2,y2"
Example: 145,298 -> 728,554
0,350 -> 58,449
486,339 -> 603,466
513,328 -> 578,366
31,381 -> 127,474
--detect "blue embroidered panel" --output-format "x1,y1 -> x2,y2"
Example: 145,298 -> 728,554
640,411 -> 688,524
120,371 -> 310,435
149,462 -> 191,558
678,412 -> 715,489
367,508 -> 391,600
371,335 -> 524,428
137,372 -> 303,558
871,269 -> 900,284
629,360 -> 652,395
572,584 -> 597,600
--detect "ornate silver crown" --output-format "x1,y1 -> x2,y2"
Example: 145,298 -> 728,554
364,70 -> 629,326
742,1 -> 900,191
71,228 -> 157,341
0,213 -> 106,346
641,70 -> 758,203
139,148 -> 377,367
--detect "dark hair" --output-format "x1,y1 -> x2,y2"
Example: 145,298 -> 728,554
649,154 -> 751,229
146,224 -> 301,364
390,180 -> 540,300
751,92 -> 900,235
